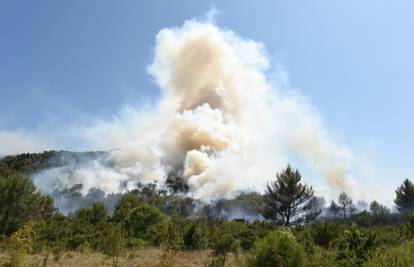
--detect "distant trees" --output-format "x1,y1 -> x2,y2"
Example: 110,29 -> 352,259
337,192 -> 355,219
0,163 -> 55,235
262,165 -> 321,226
394,179 -> 414,213
327,192 -> 356,220
369,201 -> 389,217
328,200 -> 341,218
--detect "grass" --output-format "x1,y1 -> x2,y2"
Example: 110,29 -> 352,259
0,248 -> 240,267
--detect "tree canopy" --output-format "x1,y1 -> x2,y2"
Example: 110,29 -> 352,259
338,192 -> 355,219
0,162 -> 55,235
262,165 -> 321,226
394,179 -> 414,213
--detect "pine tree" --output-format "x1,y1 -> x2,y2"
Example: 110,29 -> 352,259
338,192 -> 355,219
262,165 -> 321,226
328,200 -> 341,218
0,163 -> 55,235
394,179 -> 414,213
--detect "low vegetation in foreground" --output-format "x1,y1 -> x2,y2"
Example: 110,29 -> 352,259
1,151 -> 414,267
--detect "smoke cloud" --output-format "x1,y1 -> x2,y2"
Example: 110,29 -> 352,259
33,17 -> 356,201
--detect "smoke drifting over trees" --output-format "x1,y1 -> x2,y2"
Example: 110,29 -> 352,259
22,17 -> 358,203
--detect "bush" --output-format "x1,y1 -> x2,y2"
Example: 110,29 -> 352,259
183,220 -> 209,250
295,228 -> 315,256
406,212 -> 414,237
244,230 -> 304,267
122,204 -> 167,246
363,240 -> 414,267
0,164 -> 55,235
335,224 -> 377,267
2,222 -> 35,267
305,246 -> 336,267
100,223 -> 125,267
208,223 -> 241,267
311,221 -> 342,248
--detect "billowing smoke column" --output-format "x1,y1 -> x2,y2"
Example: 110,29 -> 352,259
34,18 -> 356,201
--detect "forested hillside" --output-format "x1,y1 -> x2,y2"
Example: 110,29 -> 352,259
0,150 -> 108,175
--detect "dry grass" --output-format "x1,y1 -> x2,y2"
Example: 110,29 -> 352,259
0,248 -> 240,267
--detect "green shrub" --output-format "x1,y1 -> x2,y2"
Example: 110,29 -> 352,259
2,222 -> 35,267
363,240 -> 414,267
122,204 -> 167,246
33,214 -> 72,252
295,228 -> 315,256
183,221 -> 209,250
311,221 -> 342,248
208,223 -> 241,267
406,212 -> 414,238
244,230 -> 304,267
100,223 -> 125,267
305,246 -> 336,267
335,224 -> 377,267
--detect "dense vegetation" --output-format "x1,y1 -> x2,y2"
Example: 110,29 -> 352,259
1,151 -> 414,266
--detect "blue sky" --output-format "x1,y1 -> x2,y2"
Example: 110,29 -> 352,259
1,0 -> 414,203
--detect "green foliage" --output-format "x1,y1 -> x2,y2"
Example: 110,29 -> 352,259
311,221 -> 342,248
122,204 -> 167,246
0,151 -> 108,176
363,240 -> 414,267
295,228 -> 315,255
406,212 -> 414,237
394,179 -> 414,213
164,211 -> 184,250
262,165 -> 321,226
0,163 -> 55,235
338,192 -> 356,219
74,202 -> 108,225
183,220 -> 209,250
328,200 -> 341,218
112,193 -> 143,222
100,223 -> 125,267
207,222 -> 242,267
32,213 -> 71,254
335,224 -> 377,267
158,211 -> 184,267
163,196 -> 194,218
229,222 -> 257,251
244,230 -> 305,267
210,223 -> 241,256
2,221 -> 35,267
0,151 -> 58,175
165,175 -> 189,194
305,246 -> 337,267
3,156 -> 414,267
370,201 -> 389,218
69,202 -> 109,250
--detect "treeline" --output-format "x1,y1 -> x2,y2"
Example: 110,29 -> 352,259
1,154 -> 414,266
0,150 -> 108,175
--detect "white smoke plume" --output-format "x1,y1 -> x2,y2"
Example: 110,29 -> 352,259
33,17 -> 356,201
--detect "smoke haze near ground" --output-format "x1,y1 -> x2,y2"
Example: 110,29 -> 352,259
32,17 -> 357,201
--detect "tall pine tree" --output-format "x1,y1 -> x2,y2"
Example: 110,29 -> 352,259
262,165 -> 321,226
394,179 -> 414,213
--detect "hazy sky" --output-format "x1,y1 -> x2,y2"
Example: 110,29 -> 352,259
1,1 -> 414,204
